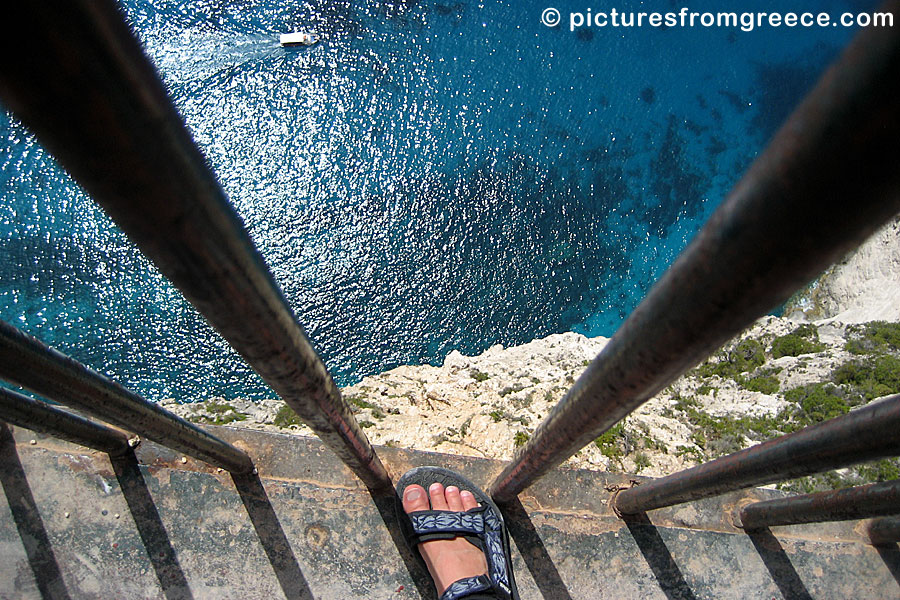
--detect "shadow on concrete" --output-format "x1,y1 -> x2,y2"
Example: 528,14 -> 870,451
0,424 -> 72,600
622,511 -> 698,600
502,497 -> 574,600
746,527 -> 813,600
873,543 -> 900,588
232,472 -> 315,600
112,451 -> 195,600
369,488 -> 437,600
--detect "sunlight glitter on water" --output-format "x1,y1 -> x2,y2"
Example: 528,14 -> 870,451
0,0 -> 873,400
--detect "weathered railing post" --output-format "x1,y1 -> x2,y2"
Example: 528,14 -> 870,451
867,516 -> 900,545
0,321 -> 254,473
736,479 -> 900,530
614,396 -> 900,514
0,387 -> 133,457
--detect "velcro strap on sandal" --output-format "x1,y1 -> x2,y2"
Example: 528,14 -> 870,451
409,505 -> 512,599
410,507 -> 487,539
440,575 -> 492,600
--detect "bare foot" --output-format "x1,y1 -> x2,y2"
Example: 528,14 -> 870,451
402,482 -> 489,596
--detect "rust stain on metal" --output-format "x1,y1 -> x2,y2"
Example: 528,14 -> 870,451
725,497 -> 758,530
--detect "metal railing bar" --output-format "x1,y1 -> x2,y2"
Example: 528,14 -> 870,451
613,396 -> 900,515
867,516 -> 900,545
0,386 -> 133,456
736,479 -> 900,530
0,1 -> 390,490
489,1 -> 900,503
0,320 -> 253,473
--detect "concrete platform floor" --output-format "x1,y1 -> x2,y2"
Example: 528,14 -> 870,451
1,422 -> 898,599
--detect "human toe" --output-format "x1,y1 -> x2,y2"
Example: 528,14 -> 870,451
460,490 -> 479,511
429,482 -> 450,510
402,484 -> 430,513
445,486 -> 464,511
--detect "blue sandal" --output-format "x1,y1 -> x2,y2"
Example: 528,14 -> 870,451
396,466 -> 520,600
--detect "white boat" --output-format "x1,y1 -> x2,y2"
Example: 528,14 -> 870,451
279,32 -> 320,47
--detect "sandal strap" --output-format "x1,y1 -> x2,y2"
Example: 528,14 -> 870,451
482,522 -> 512,598
440,575 -> 492,600
409,507 -> 513,599
410,507 -> 486,538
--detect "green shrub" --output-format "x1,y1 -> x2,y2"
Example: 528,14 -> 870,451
845,321 -> 900,354
697,338 -> 766,380
781,458 -> 900,493
771,325 -> 825,358
675,445 -> 705,462
744,374 -> 780,394
274,405 -> 301,428
833,355 -> 900,402
672,401 -> 782,457
672,394 -> 700,411
685,413 -> 746,456
633,452 -> 651,473
784,383 -> 849,425
690,431 -> 706,450
833,361 -> 867,386
874,355 -> 900,389
779,471 -> 851,494
857,458 -> 900,482
471,370 -> 490,382
499,383 -> 525,397
513,431 -> 530,448
218,412 -> 246,425
845,340 -> 870,355
642,435 -> 668,454
205,401 -> 235,414
346,395 -> 380,411
734,338 -> 767,370
707,433 -> 747,456
594,422 -> 626,460
489,410 -> 503,423
192,401 -> 248,425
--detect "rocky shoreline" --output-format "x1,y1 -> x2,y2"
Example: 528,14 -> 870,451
164,317 -> 899,490
162,217 -> 900,492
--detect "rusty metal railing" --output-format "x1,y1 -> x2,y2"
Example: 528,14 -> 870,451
0,386 -> 134,457
489,0 -> 900,504
0,0 -> 390,491
613,395 -> 900,514
0,320 -> 253,472
735,479 -> 900,530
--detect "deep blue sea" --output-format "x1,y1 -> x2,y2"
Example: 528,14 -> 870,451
0,0 -> 881,401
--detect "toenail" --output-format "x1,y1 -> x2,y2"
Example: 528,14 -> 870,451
405,488 -> 421,501
446,486 -> 459,494
460,491 -> 473,499
430,483 -> 442,492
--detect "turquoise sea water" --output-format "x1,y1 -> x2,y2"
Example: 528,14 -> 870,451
0,0 -> 880,400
